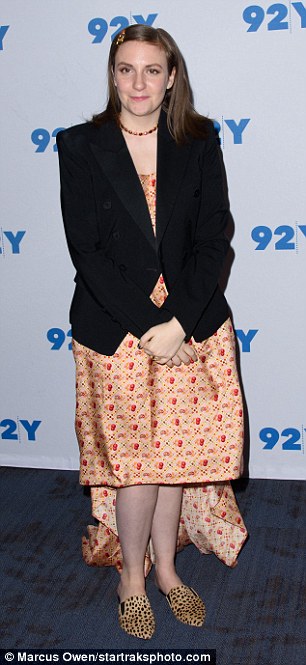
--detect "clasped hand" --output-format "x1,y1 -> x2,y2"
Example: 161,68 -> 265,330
139,318 -> 197,367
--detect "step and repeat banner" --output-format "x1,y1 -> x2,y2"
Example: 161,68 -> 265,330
1,1 -> 305,479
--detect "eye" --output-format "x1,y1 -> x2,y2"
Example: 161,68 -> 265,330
147,68 -> 161,75
118,66 -> 131,74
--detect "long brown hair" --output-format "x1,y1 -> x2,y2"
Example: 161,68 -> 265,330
91,24 -> 209,144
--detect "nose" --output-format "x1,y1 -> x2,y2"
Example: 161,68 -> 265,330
133,70 -> 146,90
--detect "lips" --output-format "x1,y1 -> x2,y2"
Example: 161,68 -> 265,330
130,96 -> 149,101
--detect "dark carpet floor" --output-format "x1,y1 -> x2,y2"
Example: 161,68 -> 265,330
0,468 -> 305,665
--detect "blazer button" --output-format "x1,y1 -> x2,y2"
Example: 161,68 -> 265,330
193,189 -> 200,198
113,231 -> 120,240
103,200 -> 112,209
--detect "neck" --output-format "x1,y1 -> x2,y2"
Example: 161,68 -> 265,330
119,111 -> 160,134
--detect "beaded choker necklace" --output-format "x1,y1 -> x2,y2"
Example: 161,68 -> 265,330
119,120 -> 158,136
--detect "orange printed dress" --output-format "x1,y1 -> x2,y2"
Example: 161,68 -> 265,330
72,174 -> 248,572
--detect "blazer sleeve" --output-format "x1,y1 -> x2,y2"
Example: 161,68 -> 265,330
57,131 -> 172,338
161,128 -> 230,339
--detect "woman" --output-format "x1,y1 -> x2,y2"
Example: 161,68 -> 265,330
57,25 -> 247,640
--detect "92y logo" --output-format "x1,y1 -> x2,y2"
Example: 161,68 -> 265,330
0,25 -> 9,50
0,230 -> 26,256
0,419 -> 42,442
243,3 -> 306,32
31,128 -> 65,153
214,119 -> 250,146
47,328 -> 72,350
235,329 -> 258,352
260,426 -> 305,451
88,14 -> 158,43
252,224 -> 306,251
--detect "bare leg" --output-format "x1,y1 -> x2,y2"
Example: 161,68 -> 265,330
116,484 -> 205,631
150,485 -> 184,594
116,484 -> 158,601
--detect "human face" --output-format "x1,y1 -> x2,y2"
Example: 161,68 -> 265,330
113,40 -> 175,127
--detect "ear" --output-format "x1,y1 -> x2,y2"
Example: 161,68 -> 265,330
166,67 -> 176,90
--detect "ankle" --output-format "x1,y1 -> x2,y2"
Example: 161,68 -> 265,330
120,567 -> 145,586
118,567 -> 146,602
154,564 -> 183,595
155,561 -> 176,579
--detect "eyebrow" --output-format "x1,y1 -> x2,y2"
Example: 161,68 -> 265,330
116,61 -> 163,67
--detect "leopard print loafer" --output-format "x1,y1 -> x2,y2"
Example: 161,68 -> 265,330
166,585 -> 206,627
118,594 -> 155,639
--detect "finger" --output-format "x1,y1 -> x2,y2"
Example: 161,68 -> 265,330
141,342 -> 157,356
142,347 -> 155,357
182,344 -> 198,361
139,329 -> 154,348
177,350 -> 192,365
190,349 -> 198,361
152,355 -> 168,364
171,354 -> 182,367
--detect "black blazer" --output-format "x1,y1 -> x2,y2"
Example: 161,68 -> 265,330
57,111 -> 230,355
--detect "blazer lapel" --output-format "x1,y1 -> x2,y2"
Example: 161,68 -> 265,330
156,112 -> 193,246
90,122 -> 156,249
89,113 -> 193,250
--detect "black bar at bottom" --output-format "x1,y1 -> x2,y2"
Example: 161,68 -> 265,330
0,649 -> 216,665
